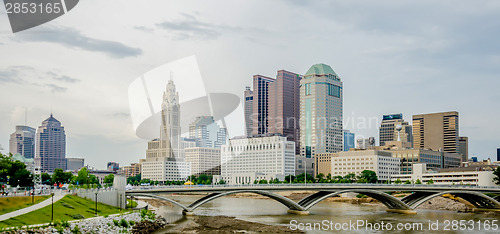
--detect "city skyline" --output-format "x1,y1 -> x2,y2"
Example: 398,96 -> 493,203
1,1 -> 500,168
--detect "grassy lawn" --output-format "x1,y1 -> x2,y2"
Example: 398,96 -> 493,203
127,199 -> 137,208
0,196 -> 50,215
0,195 -> 123,228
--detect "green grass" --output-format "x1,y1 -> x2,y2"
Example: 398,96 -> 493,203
0,196 -> 50,215
0,195 -> 123,228
127,199 -> 137,208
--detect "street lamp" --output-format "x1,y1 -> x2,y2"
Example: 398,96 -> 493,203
94,192 -> 98,216
29,174 -> 34,204
50,193 -> 54,223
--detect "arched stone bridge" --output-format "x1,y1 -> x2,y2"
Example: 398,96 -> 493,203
125,184 -> 500,215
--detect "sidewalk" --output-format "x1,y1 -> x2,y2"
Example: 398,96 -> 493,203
0,193 -> 66,222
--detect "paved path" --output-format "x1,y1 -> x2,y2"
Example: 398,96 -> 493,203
0,193 -> 66,222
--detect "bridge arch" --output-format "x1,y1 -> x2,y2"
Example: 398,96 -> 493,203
298,190 -> 412,211
127,193 -> 190,211
408,191 -> 500,210
187,190 -> 305,212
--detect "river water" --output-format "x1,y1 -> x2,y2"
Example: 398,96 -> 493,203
155,195 -> 499,233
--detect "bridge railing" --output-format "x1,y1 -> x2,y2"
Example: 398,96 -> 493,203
126,183 -> 500,191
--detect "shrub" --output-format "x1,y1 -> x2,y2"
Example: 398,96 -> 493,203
72,214 -> 85,219
71,225 -> 80,234
129,220 -> 135,226
61,220 -> 70,228
120,219 -> 129,228
53,220 -> 61,227
61,202 -> 75,209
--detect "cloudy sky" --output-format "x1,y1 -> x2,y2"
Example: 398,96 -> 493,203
0,0 -> 499,169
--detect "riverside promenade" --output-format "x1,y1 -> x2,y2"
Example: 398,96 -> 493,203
0,191 -> 66,222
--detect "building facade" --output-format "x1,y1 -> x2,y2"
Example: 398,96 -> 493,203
343,130 -> 355,151
412,111 -> 459,154
300,64 -> 343,158
315,150 -> 400,181
189,116 -> 227,148
379,113 -> 412,146
252,75 -> 275,135
267,70 -> 301,154
221,136 -> 295,184
66,158 -> 84,171
9,125 -> 36,159
244,86 -> 253,137
498,148 -> 500,162
457,136 -> 468,163
392,164 -> 496,186
143,80 -> 190,182
34,114 -> 66,173
356,137 -> 374,149
389,148 -> 462,174
107,162 -> 120,172
184,147 -> 221,176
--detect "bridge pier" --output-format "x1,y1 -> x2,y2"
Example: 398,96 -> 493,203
287,210 -> 310,215
182,210 -> 195,216
386,209 -> 417,214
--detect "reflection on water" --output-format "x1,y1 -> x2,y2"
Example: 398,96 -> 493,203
155,195 -> 499,233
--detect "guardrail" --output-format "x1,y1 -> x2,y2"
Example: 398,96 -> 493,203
126,183 -> 500,191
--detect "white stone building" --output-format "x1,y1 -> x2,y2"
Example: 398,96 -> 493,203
392,164 -> 497,186
184,147 -> 221,176
141,158 -> 191,182
220,135 -> 295,184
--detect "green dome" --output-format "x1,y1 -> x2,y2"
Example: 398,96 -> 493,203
305,64 -> 337,76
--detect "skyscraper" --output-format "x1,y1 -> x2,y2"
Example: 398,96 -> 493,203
300,64 -> 343,158
146,80 -> 182,159
34,114 -> 66,173
457,136 -> 468,162
268,70 -> 301,154
412,111 -> 459,154
9,125 -> 36,159
496,148 -> 499,162
189,116 -> 227,148
379,113 -> 412,146
343,130 -> 355,151
252,75 -> 275,136
244,86 -> 253,137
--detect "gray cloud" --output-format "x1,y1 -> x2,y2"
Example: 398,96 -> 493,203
156,13 -> 246,40
47,71 -> 80,83
134,26 -> 154,32
15,27 -> 142,58
112,112 -> 130,118
44,83 -> 67,93
0,66 -> 35,84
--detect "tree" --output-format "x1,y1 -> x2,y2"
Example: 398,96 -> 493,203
404,180 -> 412,184
343,173 -> 356,183
52,168 -> 73,184
357,170 -> 378,183
127,174 -> 141,185
0,153 -> 33,187
493,167 -> 500,185
103,174 -> 114,185
415,179 -> 422,184
218,179 -> 226,185
315,173 -> 325,183
284,175 -> 295,183
394,178 -> 402,184
426,179 -> 434,185
41,173 -> 52,185
295,173 -> 314,183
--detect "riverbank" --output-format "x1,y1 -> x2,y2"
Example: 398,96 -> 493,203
160,215 -> 302,233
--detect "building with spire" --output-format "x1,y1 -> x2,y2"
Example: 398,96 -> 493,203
142,80 -> 191,182
379,113 -> 412,146
34,114 -> 66,173
300,64 -> 343,158
9,125 -> 36,159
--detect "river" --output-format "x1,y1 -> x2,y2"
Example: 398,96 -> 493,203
154,194 -> 499,233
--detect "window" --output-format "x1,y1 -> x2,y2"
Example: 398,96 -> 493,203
305,83 -> 311,96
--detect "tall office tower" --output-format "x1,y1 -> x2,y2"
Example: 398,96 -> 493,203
244,86 -> 253,137
356,137 -> 375,149
9,125 -> 36,159
252,75 -> 275,135
143,80 -> 191,182
34,114 -> 66,172
146,80 -> 182,159
107,162 -> 120,172
300,64 -> 343,158
497,148 -> 500,162
379,113 -> 413,146
268,70 -> 301,154
189,116 -> 227,148
412,111 -> 459,154
457,136 -> 468,162
343,130 -> 355,151
66,158 -> 84,171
